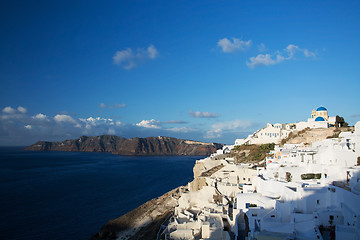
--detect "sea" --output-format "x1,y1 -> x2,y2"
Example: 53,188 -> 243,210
0,147 -> 201,240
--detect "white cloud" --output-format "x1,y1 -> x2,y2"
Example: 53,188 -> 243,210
285,44 -> 299,59
124,61 -> 136,70
246,53 -> 284,68
0,107 -> 163,145
80,117 -> 98,128
246,44 -> 316,68
79,117 -> 115,130
205,120 -> 252,139
258,43 -> 267,52
113,44 -> 159,69
167,127 -> 195,133
2,106 -> 17,114
217,37 -> 252,53
2,106 -> 27,114
99,103 -> 126,109
32,113 -> 48,120
136,119 -> 161,129
0,106 -> 208,145
136,118 -> 192,132
189,110 -> 220,118
147,45 -> 159,59
54,114 -> 77,124
80,117 -> 113,123
286,44 -> 316,59
113,48 -> 133,68
304,48 -> 316,58
17,106 -> 27,114
1,106 -> 28,120
114,103 -> 126,108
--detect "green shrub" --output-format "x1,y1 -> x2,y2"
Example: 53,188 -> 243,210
259,143 -> 275,151
232,143 -> 276,163
233,145 -> 242,151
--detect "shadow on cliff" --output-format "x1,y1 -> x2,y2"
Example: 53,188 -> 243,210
90,211 -> 171,240
90,186 -> 186,240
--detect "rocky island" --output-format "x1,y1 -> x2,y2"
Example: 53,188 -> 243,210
25,135 -> 224,156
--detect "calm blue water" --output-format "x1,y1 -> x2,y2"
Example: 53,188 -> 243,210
0,147 -> 200,240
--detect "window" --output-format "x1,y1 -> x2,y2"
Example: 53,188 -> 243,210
317,200 -> 320,205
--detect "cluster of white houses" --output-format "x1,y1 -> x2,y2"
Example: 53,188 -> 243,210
160,108 -> 360,240
234,106 -> 339,146
241,125 -> 360,240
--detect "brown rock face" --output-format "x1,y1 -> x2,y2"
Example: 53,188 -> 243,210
90,186 -> 187,240
24,135 -> 223,156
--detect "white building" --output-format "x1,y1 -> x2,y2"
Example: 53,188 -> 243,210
296,106 -> 337,130
235,123 -> 294,145
163,120 -> 360,240
235,121 -> 360,240
235,106 -> 341,146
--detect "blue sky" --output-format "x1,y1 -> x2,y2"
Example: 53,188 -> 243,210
0,0 -> 359,146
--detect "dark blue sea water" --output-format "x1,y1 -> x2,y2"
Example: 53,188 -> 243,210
0,147 -> 200,240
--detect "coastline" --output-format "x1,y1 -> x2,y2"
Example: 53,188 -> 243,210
90,157 -> 215,240
90,185 -> 188,240
90,126 -> 358,240
90,155 -> 226,240
0,149 -> 199,240
24,135 -> 223,157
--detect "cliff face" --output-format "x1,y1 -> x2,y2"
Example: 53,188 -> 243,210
25,135 -> 223,156
90,186 -> 187,240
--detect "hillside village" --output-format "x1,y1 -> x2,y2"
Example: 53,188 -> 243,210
91,107 -> 359,240
158,107 -> 360,240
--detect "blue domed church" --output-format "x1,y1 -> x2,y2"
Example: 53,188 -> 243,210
296,106 -> 337,130
311,106 -> 329,121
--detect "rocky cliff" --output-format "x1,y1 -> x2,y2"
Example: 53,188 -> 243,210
25,135 -> 223,156
91,156 -> 226,240
90,186 -> 187,240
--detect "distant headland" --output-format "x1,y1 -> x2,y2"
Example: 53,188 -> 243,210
24,135 -> 224,156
